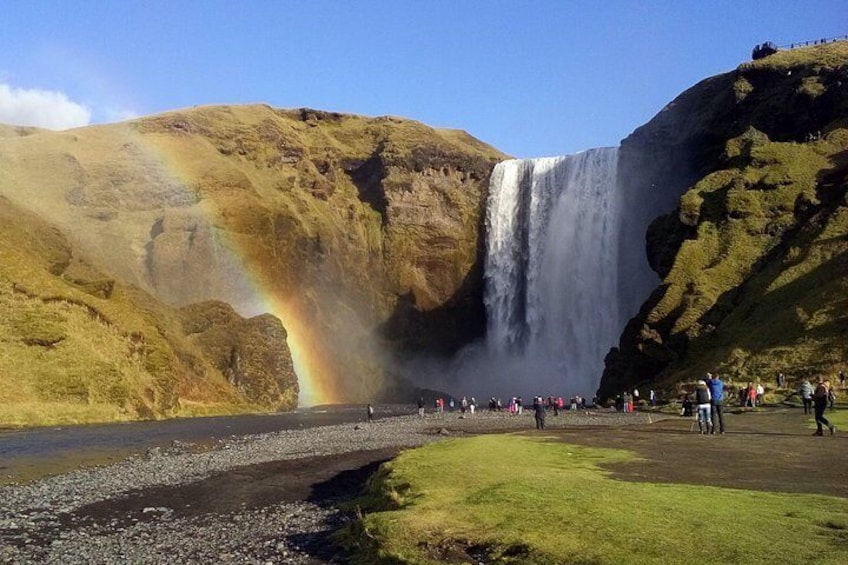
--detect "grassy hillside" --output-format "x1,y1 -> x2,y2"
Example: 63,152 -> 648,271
602,42 -> 848,397
0,196 -> 294,427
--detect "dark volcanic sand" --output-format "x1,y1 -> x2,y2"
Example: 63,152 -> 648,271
544,408 -> 847,498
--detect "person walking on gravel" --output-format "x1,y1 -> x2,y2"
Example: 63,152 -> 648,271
813,378 -> 835,436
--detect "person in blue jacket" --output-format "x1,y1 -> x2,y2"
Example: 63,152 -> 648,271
706,373 -> 725,434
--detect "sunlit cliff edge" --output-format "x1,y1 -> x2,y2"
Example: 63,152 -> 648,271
600,42 -> 848,398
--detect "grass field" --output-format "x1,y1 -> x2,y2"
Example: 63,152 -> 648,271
345,433 -> 848,564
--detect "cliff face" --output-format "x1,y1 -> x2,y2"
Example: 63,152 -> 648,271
0,105 -> 505,424
601,42 -> 848,398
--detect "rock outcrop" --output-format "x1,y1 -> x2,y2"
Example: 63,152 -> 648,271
600,42 -> 848,398
180,301 -> 297,409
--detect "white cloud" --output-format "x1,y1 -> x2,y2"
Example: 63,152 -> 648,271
0,83 -> 91,130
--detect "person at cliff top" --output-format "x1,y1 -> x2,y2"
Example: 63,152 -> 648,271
694,380 -> 712,434
706,373 -> 725,434
812,378 -> 835,436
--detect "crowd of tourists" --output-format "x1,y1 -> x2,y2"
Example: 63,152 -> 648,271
412,392 -> 603,421
399,368 -> 843,437
679,370 -> 841,437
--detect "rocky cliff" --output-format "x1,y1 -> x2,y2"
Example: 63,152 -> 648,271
0,105 -> 505,425
600,42 -> 848,398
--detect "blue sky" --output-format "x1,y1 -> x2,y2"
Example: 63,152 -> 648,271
1,1 -> 845,157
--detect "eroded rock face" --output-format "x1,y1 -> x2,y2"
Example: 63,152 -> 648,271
180,302 -> 298,410
600,43 -> 848,399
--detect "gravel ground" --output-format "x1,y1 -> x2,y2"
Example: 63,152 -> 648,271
0,409 -> 656,564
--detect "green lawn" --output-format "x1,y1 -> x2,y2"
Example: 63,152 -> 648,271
808,409 -> 848,432
344,434 -> 848,564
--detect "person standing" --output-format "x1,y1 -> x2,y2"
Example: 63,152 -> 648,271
746,383 -> 757,408
706,373 -> 725,434
417,397 -> 425,419
367,403 -> 375,423
799,380 -> 814,414
694,380 -> 712,434
812,378 -> 835,436
533,396 -> 546,430
681,394 -> 693,417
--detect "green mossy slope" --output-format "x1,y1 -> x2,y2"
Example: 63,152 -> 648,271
602,43 -> 848,397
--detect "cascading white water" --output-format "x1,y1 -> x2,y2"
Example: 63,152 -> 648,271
484,148 -> 621,396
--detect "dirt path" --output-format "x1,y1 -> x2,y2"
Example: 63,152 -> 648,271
540,407 -> 848,498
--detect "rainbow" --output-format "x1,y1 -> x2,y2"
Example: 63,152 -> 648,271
127,122 -> 340,407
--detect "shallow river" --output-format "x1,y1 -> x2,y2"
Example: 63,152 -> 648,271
0,404 -> 414,484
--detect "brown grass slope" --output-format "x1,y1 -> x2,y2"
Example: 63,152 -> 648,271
601,42 -> 848,398
0,195 -> 296,427
0,105 -> 506,418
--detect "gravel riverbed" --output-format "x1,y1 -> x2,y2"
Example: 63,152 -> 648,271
0,409 -> 657,564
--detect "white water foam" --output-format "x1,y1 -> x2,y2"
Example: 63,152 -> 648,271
482,148 -> 622,397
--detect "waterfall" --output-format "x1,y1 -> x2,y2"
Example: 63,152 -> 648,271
483,148 -> 622,396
